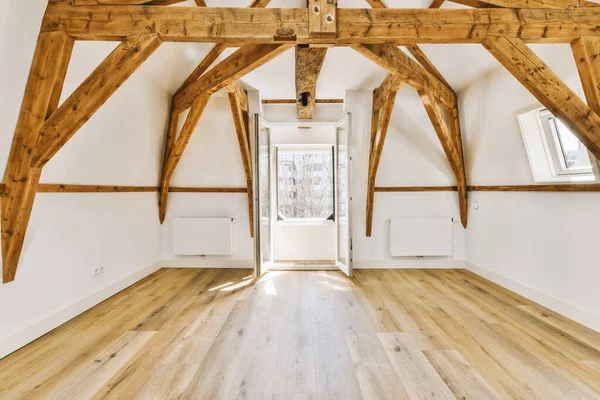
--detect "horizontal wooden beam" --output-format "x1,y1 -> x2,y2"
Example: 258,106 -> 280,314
262,99 -> 344,104
376,186 -> 458,192
468,184 -> 600,191
449,0 -> 580,8
32,184 -> 248,193
375,185 -> 600,192
169,187 -> 248,193
42,5 -> 600,44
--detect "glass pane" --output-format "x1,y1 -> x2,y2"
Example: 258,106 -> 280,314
258,124 -> 271,267
554,119 -> 592,170
277,149 -> 334,219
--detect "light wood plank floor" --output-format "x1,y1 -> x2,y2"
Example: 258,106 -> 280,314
1,268 -> 600,399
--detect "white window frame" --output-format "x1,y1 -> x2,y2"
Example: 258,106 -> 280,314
274,144 -> 336,225
517,106 -> 598,183
538,109 -> 593,176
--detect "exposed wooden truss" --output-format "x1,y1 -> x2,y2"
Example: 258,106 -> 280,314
295,46 -> 328,119
4,0 -> 600,282
226,81 -> 254,237
572,37 -> 600,116
308,0 -> 337,38
35,185 -> 247,193
483,36 -> 600,161
158,44 -> 290,224
42,4 -> 600,44
353,44 -> 456,110
2,33 -> 161,283
376,184 -> 600,191
419,91 -> 468,227
366,74 -> 403,237
173,44 -> 293,113
158,95 -> 211,223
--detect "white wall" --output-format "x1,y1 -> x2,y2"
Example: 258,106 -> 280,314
0,1 -> 168,358
160,96 -> 255,266
461,44 -> 600,331
345,90 -> 466,268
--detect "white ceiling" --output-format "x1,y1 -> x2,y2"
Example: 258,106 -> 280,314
134,0 -> 582,100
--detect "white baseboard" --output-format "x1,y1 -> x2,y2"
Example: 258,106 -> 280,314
0,261 -> 162,360
353,259 -> 466,269
465,262 -> 600,333
161,258 -> 254,269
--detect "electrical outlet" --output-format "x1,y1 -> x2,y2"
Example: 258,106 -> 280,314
93,266 -> 105,277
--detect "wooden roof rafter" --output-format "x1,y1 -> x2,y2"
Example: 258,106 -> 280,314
158,0 -> 271,226
3,0 -> 600,284
359,0 -> 468,235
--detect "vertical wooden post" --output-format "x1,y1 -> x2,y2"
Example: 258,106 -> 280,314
2,32 -> 74,283
308,0 -> 337,39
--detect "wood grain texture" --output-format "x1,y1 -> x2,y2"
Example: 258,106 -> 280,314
41,5 -> 600,44
469,184 -> 600,191
226,81 -> 254,237
375,186 -> 459,192
32,34 -> 163,169
419,90 -> 468,227
1,268 -> 599,399
159,95 -> 211,223
483,36 -> 600,161
572,36 -> 600,116
365,75 -> 402,237
375,185 -> 600,192
263,99 -> 344,104
295,46 -> 328,119
450,0 -> 579,7
1,32 -> 74,283
34,185 -> 248,193
173,44 -> 293,113
354,43 -> 457,110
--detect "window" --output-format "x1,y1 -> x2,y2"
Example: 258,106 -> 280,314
518,107 -> 598,183
276,147 -> 334,221
538,110 -> 593,176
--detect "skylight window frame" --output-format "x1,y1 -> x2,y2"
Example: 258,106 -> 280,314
538,109 -> 593,177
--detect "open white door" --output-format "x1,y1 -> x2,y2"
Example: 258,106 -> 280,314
335,113 -> 353,277
253,114 -> 273,277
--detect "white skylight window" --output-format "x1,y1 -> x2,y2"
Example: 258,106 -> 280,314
517,107 -> 599,183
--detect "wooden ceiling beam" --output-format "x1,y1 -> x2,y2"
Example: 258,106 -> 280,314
295,46 -> 328,119
226,81 -> 254,237
159,95 -> 211,223
572,37 -> 600,115
42,5 -> 600,44
448,0 -> 580,8
32,34 -> 163,169
483,36 -> 600,161
1,32 -> 74,283
173,44 -> 292,113
353,43 -> 456,110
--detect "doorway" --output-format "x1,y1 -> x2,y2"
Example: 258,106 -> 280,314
253,114 -> 352,277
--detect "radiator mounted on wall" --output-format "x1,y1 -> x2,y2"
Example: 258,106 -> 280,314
173,217 -> 234,256
389,217 -> 453,257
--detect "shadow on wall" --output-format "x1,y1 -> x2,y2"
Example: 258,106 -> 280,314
387,88 -> 453,179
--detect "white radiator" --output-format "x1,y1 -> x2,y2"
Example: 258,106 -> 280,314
389,217 -> 453,257
173,218 -> 233,256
